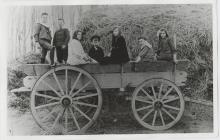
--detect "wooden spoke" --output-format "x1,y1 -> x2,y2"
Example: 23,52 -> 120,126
71,81 -> 92,98
141,88 -> 154,101
65,69 -> 68,95
72,105 -> 92,121
158,83 -> 163,99
35,92 -> 60,101
72,93 -> 98,100
53,72 -> 65,96
41,106 -> 60,121
51,111 -> 63,131
151,85 -> 157,99
41,80 -> 62,98
163,104 -> 180,111
162,108 -> 175,120
152,110 -> 157,126
69,108 -> 80,130
136,96 -> 153,104
65,108 -> 68,131
35,102 -> 60,109
73,101 -> 98,108
69,72 -> 82,96
159,110 -> 165,126
136,105 -> 153,112
141,109 -> 154,121
163,97 -> 180,104
161,87 -> 174,100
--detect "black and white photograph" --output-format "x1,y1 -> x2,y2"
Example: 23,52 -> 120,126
0,0 -> 219,139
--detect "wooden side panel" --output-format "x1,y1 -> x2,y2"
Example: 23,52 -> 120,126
78,64 -> 121,74
122,72 -> 174,87
23,74 -> 88,91
93,74 -> 122,88
18,64 -> 51,76
124,61 -> 173,72
19,60 -> 189,76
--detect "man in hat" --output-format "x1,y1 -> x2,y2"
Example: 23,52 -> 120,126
88,35 -> 104,64
34,12 -> 55,65
52,18 -> 70,64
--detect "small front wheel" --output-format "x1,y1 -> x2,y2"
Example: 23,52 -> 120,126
131,78 -> 184,130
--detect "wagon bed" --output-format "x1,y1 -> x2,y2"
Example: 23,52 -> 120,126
15,60 -> 188,91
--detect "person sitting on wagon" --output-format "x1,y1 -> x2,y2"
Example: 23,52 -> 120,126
156,28 -> 177,62
88,35 -> 104,64
132,37 -> 156,62
52,18 -> 70,64
102,26 -> 130,64
67,30 -> 97,65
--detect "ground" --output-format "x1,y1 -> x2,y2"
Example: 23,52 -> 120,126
7,94 -> 213,135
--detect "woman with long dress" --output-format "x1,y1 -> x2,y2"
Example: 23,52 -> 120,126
67,30 -> 97,65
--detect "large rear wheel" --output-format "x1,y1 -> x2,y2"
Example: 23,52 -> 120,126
31,66 -> 102,134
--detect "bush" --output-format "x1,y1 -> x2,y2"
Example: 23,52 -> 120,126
8,52 -> 41,112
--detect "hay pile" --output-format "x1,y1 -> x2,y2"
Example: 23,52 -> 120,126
77,5 -> 213,100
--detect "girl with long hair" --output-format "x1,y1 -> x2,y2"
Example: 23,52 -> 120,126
156,28 -> 177,62
67,30 -> 96,65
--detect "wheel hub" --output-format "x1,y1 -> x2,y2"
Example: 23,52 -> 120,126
61,96 -> 72,107
154,100 -> 163,110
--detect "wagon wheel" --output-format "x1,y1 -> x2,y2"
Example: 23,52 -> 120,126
31,66 -> 102,134
131,78 -> 184,130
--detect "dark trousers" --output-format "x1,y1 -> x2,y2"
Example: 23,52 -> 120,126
56,46 -> 68,63
39,39 -> 54,64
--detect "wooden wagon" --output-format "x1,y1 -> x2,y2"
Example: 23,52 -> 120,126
11,60 -> 189,134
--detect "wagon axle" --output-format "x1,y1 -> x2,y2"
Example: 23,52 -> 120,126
61,96 -> 72,107
153,100 -> 163,110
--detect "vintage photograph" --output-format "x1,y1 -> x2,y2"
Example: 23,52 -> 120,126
6,4 -> 215,136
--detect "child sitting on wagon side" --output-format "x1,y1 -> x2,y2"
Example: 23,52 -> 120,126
156,28 -> 177,62
132,37 -> 156,62
67,30 -> 97,65
88,35 -> 104,64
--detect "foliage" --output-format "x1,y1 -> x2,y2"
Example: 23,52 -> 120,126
77,5 -> 213,100
8,52 -> 41,112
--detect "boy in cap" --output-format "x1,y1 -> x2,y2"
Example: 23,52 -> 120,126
52,18 -> 70,64
88,35 -> 104,64
34,12 -> 55,65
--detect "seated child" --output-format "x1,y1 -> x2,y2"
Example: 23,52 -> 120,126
132,37 -> 155,62
156,28 -> 177,62
67,30 -> 97,65
88,35 -> 104,64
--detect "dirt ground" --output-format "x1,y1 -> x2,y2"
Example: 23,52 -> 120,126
7,95 -> 213,135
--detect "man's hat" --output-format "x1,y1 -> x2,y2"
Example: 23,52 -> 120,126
90,35 -> 101,41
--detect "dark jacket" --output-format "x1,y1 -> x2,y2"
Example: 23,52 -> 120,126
110,36 -> 130,64
88,45 -> 104,63
34,23 -> 52,42
157,37 -> 176,55
52,28 -> 70,47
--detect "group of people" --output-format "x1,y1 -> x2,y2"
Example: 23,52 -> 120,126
34,12 -> 177,66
